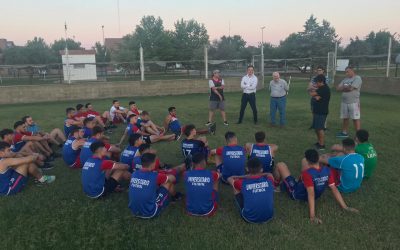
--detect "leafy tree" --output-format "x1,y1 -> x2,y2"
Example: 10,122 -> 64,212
93,42 -> 111,63
51,38 -> 82,61
209,35 -> 247,60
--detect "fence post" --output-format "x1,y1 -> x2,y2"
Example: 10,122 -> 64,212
140,45 -> 145,81
204,45 -> 208,79
386,36 -> 392,78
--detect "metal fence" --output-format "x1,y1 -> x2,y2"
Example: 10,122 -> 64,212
0,54 -> 398,86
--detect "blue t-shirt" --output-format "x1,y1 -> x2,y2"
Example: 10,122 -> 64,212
292,166 -> 333,201
184,169 -> 217,216
120,146 -> 139,165
221,145 -> 246,181
82,127 -> 92,139
329,153 -> 364,193
26,124 -> 40,134
181,139 -> 207,159
249,144 -> 273,173
64,118 -> 72,137
80,137 -> 99,166
168,116 -> 181,134
81,157 -> 107,198
239,176 -> 274,223
62,136 -> 81,166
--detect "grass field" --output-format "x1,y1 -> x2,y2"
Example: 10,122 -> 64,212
0,81 -> 399,250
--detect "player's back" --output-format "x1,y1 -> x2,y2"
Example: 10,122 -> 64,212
184,169 -> 215,215
62,136 -> 80,165
81,157 -> 104,197
120,146 -> 139,165
250,144 -> 273,173
338,153 -> 364,193
80,137 -> 98,165
222,145 -> 246,180
181,139 -> 205,159
355,143 -> 377,178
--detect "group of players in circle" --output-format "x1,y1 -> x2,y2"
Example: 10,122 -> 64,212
0,96 -> 378,224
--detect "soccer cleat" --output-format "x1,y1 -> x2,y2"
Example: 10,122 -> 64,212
314,143 -> 326,150
175,132 -> 181,141
205,121 -> 212,126
171,192 -> 184,202
45,156 -> 55,162
40,175 -> 56,184
336,132 -> 349,138
39,163 -> 54,170
224,121 -> 229,126
209,122 -> 217,135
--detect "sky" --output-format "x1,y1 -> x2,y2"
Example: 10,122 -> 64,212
1,0 -> 399,49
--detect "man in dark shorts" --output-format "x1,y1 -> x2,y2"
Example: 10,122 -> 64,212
206,70 -> 228,126
309,75 -> 330,150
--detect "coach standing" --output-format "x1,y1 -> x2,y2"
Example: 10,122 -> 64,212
269,72 -> 289,127
206,70 -> 228,126
237,65 -> 258,124
336,66 -> 362,138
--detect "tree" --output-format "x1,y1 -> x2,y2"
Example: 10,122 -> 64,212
93,42 -> 111,63
209,35 -> 247,60
343,36 -> 372,56
51,38 -> 82,62
4,37 -> 56,64
173,19 -> 209,60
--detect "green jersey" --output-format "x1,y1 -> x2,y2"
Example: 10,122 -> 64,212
355,142 -> 377,178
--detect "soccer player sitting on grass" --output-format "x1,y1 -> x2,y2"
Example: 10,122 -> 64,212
22,115 -> 66,148
118,114 -> 176,146
64,107 -> 83,137
120,134 -> 143,165
227,157 -> 275,224
136,111 -> 165,136
181,124 -> 209,166
62,126 -> 86,169
0,141 -> 55,196
110,100 -> 127,125
85,102 -> 112,128
321,138 -> 364,193
80,126 -> 121,165
73,104 -> 87,121
211,131 -> 246,183
82,117 -> 95,139
184,153 -> 220,217
127,101 -> 142,116
81,141 -> 131,198
0,129 -> 53,170
245,131 -> 278,173
274,149 -> 359,224
128,153 -> 182,218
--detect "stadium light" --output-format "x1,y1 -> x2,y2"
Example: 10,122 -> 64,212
261,26 -> 266,85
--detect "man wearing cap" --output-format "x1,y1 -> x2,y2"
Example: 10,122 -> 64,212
269,72 -> 289,127
206,70 -> 228,126
237,65 -> 258,124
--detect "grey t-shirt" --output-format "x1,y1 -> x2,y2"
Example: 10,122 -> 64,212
269,79 -> 289,97
339,75 -> 362,104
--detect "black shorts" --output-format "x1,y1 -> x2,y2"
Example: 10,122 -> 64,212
103,177 -> 119,196
312,114 -> 327,130
142,135 -> 152,144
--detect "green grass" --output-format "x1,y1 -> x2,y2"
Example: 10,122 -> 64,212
0,81 -> 399,250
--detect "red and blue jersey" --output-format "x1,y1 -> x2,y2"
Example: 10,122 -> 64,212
168,115 -> 181,134
234,175 -> 274,223
81,157 -> 115,198
132,156 -> 160,173
249,144 -> 273,173
184,168 -> 219,216
120,146 -> 139,165
82,127 -> 92,139
12,132 -> 32,152
62,136 -> 81,166
126,124 -> 140,136
297,166 -> 335,200
128,170 -> 168,218
80,137 -> 111,166
181,139 -> 207,159
216,145 -> 246,181
0,164 -> 14,195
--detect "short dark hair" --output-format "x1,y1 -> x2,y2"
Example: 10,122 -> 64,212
168,107 -> 176,112
85,103 -> 91,108
184,124 -> 195,137
314,75 -> 326,84
129,133 -> 142,146
192,152 -> 205,165
0,141 -> 11,151
0,129 -> 14,139
66,107 -> 75,115
356,129 -> 369,143
141,153 -> 157,168
247,157 -> 262,174
69,125 -> 81,135
138,143 -> 151,154
247,65 -> 254,69
112,100 -> 118,104
345,66 -> 354,71
305,149 -> 319,164
92,126 -> 104,136
13,120 -> 25,129
342,138 -> 356,150
127,114 -> 136,123
225,131 -> 236,143
76,104 -> 84,111
141,111 -> 149,116
255,131 -> 265,143
21,115 -> 31,123
129,101 -> 136,106
316,65 -> 325,71
90,141 -> 105,153
83,117 -> 94,126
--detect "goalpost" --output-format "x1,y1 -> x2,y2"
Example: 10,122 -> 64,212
326,52 -> 335,85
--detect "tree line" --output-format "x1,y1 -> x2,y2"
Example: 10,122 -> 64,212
2,15 -> 399,65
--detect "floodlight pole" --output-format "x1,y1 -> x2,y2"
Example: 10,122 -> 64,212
204,45 -> 208,79
102,25 -> 105,45
386,34 -> 395,78
64,22 -> 71,84
140,45 -> 145,81
261,26 -> 265,86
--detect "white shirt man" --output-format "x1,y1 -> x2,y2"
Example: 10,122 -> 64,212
237,66 -> 258,124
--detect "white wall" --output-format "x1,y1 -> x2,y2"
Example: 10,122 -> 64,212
62,54 -> 97,81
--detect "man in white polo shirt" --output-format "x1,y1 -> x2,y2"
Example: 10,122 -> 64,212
269,72 -> 289,127
237,65 -> 258,124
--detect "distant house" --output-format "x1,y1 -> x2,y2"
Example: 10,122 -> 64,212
60,50 -> 97,82
104,38 -> 122,54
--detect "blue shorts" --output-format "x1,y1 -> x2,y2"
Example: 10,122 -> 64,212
280,176 -> 307,201
312,114 -> 327,130
154,186 -> 170,217
7,170 -> 28,196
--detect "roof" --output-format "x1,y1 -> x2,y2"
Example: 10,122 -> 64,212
104,38 -> 122,51
59,50 -> 96,55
